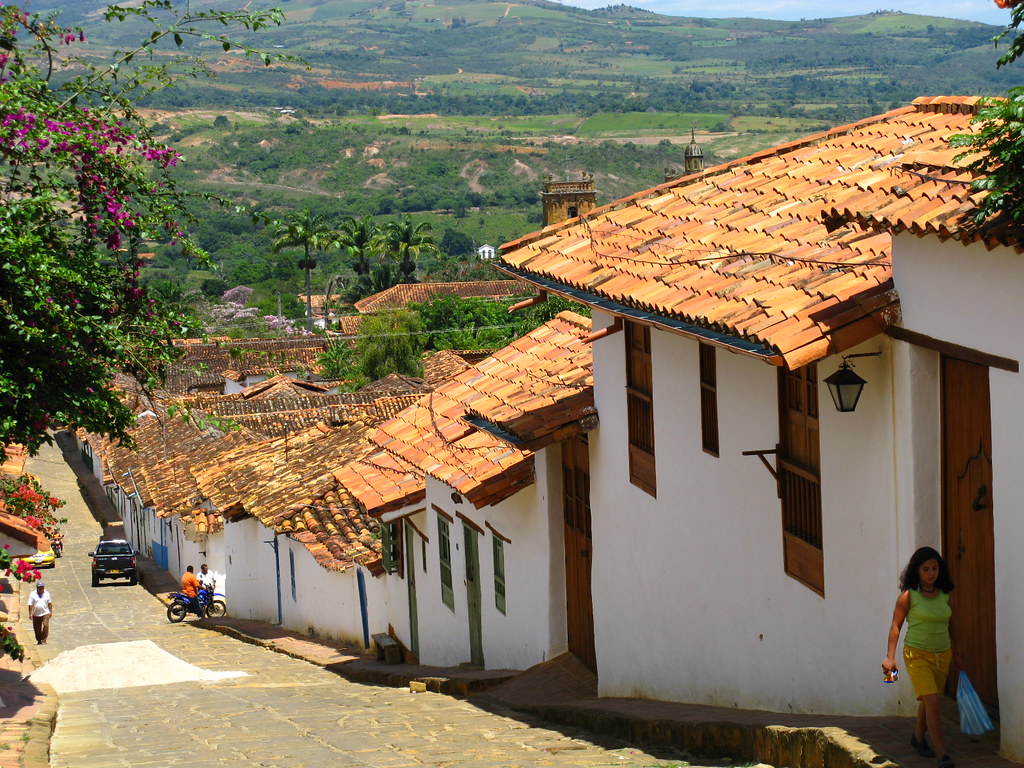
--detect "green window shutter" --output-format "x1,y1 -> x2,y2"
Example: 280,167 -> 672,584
438,516 -> 454,610
381,522 -> 399,574
493,537 -> 506,615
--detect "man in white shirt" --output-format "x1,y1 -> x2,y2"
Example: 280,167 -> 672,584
198,563 -> 216,592
27,581 -> 53,644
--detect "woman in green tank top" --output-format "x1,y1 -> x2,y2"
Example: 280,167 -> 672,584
883,546 -> 963,768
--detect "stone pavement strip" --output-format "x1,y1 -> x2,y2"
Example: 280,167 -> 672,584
3,432 -> 1020,768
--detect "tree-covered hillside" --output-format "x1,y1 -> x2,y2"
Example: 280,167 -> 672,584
37,0 -> 1019,123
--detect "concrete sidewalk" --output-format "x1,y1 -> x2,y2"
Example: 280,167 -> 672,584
133,535 -> 1015,768
9,431 -> 1020,768
0,578 -> 55,768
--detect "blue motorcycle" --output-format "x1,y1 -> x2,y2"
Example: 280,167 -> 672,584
166,587 -> 227,622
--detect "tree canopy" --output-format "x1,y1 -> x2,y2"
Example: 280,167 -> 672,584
0,1 -> 289,458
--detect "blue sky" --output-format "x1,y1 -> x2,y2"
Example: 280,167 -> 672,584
559,1 -> 1011,26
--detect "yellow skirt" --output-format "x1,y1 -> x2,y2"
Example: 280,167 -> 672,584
903,644 -> 952,699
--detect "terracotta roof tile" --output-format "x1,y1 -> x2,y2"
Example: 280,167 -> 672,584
164,338 -> 332,393
370,312 -> 594,508
497,98 -> 994,367
331,450 -> 425,516
194,422 -> 378,537
0,511 -> 49,551
353,280 -> 533,313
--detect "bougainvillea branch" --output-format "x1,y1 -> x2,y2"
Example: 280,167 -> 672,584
0,3 -> 293,461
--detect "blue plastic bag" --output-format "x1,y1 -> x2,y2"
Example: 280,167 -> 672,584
957,671 -> 994,735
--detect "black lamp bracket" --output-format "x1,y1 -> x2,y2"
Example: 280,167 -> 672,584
839,351 -> 881,366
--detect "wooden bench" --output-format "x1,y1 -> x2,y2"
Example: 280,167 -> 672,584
372,633 -> 402,665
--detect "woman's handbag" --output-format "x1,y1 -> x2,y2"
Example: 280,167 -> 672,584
957,671 -> 994,735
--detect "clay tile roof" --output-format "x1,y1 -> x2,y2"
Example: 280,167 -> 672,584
355,373 -> 430,396
371,312 -> 594,508
336,315 -> 365,335
299,293 -> 345,312
499,97 -> 991,369
239,374 -> 332,399
353,280 -> 532,313
185,388 -> 429,438
0,511 -> 48,552
823,98 -> 1023,253
281,486 -> 384,575
186,422 -> 386,574
422,349 -> 475,385
139,427 -> 252,528
164,338 -> 332,393
331,450 -> 425,517
103,411 -> 248,508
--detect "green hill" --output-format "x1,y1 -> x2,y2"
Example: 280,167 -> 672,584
37,0 -> 1018,120
29,0 -> 1023,316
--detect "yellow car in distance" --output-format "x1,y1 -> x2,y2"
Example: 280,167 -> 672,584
20,548 -> 57,569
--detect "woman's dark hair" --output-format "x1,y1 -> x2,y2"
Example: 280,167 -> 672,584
899,546 -> 955,593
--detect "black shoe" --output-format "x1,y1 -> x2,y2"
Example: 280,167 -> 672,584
938,754 -> 955,768
910,735 -> 936,758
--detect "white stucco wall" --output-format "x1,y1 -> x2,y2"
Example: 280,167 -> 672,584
412,464 -> 566,670
587,310 -> 909,716
224,517 -> 280,624
894,234 -> 1024,759
223,519 -> 385,649
277,535 -> 386,650
202,532 -> 228,595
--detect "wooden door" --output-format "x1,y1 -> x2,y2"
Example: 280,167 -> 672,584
942,356 -> 997,706
463,524 -> 484,667
563,434 -> 597,671
405,522 -> 419,659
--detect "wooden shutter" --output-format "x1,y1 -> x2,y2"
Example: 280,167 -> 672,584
438,515 -> 454,610
381,522 -> 403,575
778,364 -> 824,595
626,321 -> 656,496
492,537 -> 506,615
699,343 -> 719,456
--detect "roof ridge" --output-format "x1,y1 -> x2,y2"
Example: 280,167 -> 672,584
911,95 -> 984,115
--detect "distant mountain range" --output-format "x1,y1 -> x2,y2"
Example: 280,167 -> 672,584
32,0 -> 1020,118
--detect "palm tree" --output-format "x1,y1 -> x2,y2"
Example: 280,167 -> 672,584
272,208 -> 333,332
334,215 -> 381,276
379,216 -> 439,283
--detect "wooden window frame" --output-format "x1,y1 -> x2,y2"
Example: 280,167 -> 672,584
493,536 -> 506,615
699,343 -> 719,457
626,321 -> 656,496
381,521 -> 404,576
438,514 -> 455,610
778,364 -> 824,596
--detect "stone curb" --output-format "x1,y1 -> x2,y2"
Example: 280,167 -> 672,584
477,699 -> 898,768
18,682 -> 56,768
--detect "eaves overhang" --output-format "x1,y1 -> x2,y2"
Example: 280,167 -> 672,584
495,263 -> 784,365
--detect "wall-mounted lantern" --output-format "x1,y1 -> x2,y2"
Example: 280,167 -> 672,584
824,352 -> 881,413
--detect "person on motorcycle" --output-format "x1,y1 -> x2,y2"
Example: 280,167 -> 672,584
181,565 -> 201,617
198,563 -> 216,593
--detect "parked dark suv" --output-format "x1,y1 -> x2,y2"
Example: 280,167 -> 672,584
89,539 -> 138,587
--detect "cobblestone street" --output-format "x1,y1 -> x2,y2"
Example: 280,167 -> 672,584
20,442 -> 690,768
